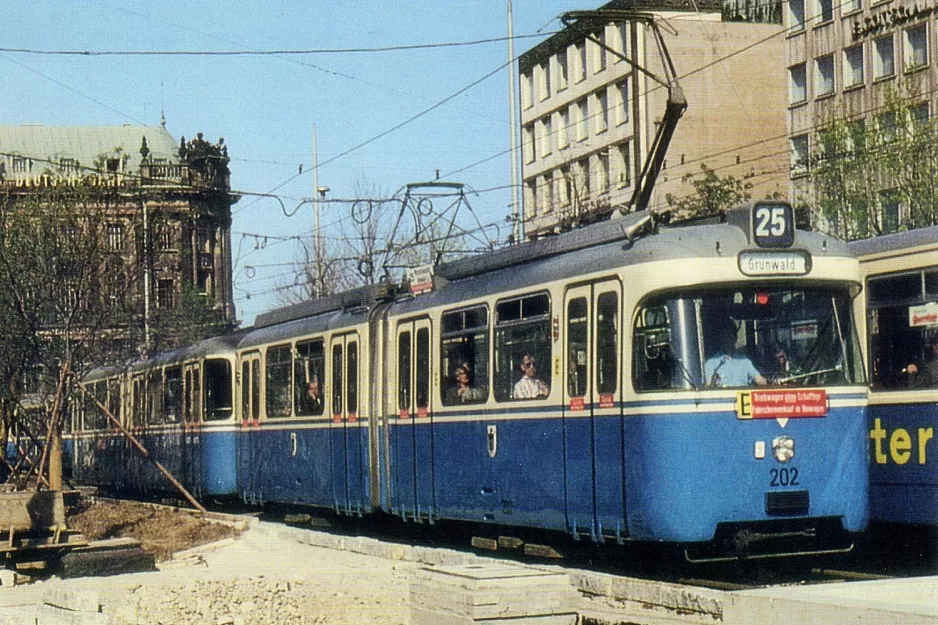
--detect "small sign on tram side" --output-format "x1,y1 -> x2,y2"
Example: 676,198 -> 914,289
406,265 -> 434,295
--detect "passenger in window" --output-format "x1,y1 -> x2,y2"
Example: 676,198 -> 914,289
906,338 -> 938,388
512,355 -> 550,399
704,322 -> 767,388
302,375 -> 324,414
446,363 -> 486,404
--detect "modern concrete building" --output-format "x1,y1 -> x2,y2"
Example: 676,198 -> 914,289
785,0 -> 938,231
0,123 -> 238,353
518,0 -> 788,238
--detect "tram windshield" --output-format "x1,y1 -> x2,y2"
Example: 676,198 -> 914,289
633,286 -> 865,391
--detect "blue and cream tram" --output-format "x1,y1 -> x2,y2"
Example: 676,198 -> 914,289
75,201 -> 869,558
850,226 -> 938,526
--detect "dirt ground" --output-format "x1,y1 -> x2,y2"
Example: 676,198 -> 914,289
67,499 -> 244,561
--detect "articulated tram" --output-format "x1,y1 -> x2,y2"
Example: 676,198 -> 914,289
73,201 -> 869,559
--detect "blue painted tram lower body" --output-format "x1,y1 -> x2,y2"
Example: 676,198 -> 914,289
385,394 -> 867,552
868,402 -> 938,525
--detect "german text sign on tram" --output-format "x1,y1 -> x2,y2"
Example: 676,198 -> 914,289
737,389 -> 828,420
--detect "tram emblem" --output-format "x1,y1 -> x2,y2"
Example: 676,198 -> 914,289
772,435 -> 795,463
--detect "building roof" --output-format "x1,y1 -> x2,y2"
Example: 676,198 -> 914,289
519,0 -> 724,72
0,124 -> 180,178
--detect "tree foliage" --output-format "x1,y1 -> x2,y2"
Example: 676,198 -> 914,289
802,84 -> 938,240
665,164 -> 755,219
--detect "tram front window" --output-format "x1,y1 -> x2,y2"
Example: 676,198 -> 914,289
204,359 -> 233,420
633,287 -> 865,391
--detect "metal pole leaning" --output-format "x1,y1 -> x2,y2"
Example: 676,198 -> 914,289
71,377 -> 206,515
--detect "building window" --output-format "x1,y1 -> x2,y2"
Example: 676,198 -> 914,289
616,81 -> 630,126
156,225 -> 176,252
58,158 -> 80,176
11,156 -> 29,173
558,108 -> 570,149
878,111 -> 898,143
874,35 -> 895,79
789,63 -> 807,104
575,158 -> 590,200
597,152 -> 610,194
880,189 -> 901,233
614,23 -> 628,62
848,119 -> 866,157
575,42 -> 587,82
817,0 -> 833,23
790,134 -> 809,174
596,91 -> 609,134
538,175 -> 553,214
816,54 -> 834,97
523,124 -> 535,164
595,29 -> 606,72
539,117 -> 552,157
559,165 -> 572,207
538,61 -> 550,101
843,0 -> 861,13
615,142 -> 631,187
107,223 -> 124,252
524,180 -> 536,221
576,99 -> 588,142
843,45 -> 864,88
910,101 -> 929,126
905,23 -> 928,70
556,49 -> 568,92
521,72 -> 533,109
788,0 -> 805,31
156,279 -> 175,309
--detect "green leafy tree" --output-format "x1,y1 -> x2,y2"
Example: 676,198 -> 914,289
665,164 -> 755,219
804,84 -> 938,239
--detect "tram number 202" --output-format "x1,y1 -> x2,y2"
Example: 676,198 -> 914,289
769,467 -> 800,487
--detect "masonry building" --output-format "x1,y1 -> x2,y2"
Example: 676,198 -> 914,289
518,0 -> 788,238
0,123 -> 238,355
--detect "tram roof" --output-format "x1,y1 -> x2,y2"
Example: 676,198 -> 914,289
847,224 -> 938,259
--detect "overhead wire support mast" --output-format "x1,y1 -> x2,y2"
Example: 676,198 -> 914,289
560,10 -> 687,215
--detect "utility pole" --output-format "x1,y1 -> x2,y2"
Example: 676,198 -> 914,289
507,0 -> 522,244
312,127 -> 329,298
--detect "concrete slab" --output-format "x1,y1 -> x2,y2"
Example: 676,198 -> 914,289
725,575 -> 938,625
410,562 -> 577,625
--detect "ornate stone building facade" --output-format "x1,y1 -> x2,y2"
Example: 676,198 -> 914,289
0,123 -> 238,354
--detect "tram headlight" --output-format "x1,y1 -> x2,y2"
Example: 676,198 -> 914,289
772,435 -> 795,463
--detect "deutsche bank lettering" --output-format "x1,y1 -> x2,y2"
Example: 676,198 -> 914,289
739,252 -> 808,276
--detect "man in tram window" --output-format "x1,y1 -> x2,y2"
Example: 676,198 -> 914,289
303,375 -> 324,415
446,363 -> 486,404
907,337 -> 938,388
512,355 -> 549,399
704,321 -> 767,388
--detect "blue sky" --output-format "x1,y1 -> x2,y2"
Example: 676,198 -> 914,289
1,1 -> 577,325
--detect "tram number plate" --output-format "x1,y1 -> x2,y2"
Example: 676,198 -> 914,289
769,467 -> 800,487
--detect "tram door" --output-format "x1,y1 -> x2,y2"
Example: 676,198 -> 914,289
391,319 -> 434,520
237,352 -> 262,502
329,334 -> 366,514
562,281 -> 624,540
182,363 -> 202,496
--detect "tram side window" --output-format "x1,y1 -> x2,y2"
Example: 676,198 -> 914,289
294,340 -> 325,416
266,345 -> 292,418
868,270 -> 938,390
441,306 -> 489,406
147,371 -> 162,425
132,376 -> 145,427
240,361 -> 251,421
414,331 -> 428,413
204,359 -> 232,420
107,379 -> 121,427
568,298 -> 588,397
398,332 -> 411,413
348,341 -> 359,417
86,382 -> 108,430
164,367 -> 182,423
494,293 -> 552,401
332,344 -> 344,417
596,292 -> 619,395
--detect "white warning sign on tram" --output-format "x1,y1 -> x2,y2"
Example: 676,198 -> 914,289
406,265 -> 434,294
909,302 -> 938,327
